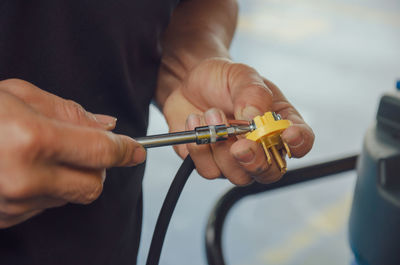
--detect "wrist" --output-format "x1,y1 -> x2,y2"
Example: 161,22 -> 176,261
155,39 -> 230,110
154,0 -> 238,109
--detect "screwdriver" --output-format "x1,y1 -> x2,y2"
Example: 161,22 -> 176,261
136,112 -> 292,173
135,122 -> 256,148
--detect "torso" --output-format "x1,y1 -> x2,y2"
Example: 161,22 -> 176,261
0,1 -> 178,264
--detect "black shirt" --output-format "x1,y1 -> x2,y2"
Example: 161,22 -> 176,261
0,1 -> 178,264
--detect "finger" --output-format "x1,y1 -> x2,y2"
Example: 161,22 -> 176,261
231,139 -> 284,184
180,59 -> 272,119
186,113 -> 221,179
92,114 -> 117,130
2,164 -> 106,205
231,139 -> 270,174
46,165 -> 106,204
0,196 -> 66,221
263,78 -> 315,158
204,108 -> 253,186
0,209 -> 42,229
44,119 -> 146,168
163,90 -> 204,158
253,156 -> 285,184
281,123 -> 314,158
0,78 -> 116,130
225,63 -> 273,120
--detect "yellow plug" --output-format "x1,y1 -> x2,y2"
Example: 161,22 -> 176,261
246,112 -> 292,173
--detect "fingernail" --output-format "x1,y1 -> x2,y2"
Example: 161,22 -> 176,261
187,114 -> 201,130
204,108 -> 223,124
241,106 -> 262,120
233,148 -> 255,164
94,114 -> 117,128
133,146 -> 146,165
282,130 -> 304,148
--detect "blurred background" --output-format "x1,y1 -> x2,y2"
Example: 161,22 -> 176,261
138,0 -> 400,264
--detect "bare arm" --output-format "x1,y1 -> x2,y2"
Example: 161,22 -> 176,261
154,0 -> 314,186
155,0 -> 238,107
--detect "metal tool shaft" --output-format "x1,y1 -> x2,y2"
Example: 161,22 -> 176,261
136,124 -> 254,148
136,131 -> 197,148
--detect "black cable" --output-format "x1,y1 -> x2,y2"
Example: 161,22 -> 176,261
146,155 -> 195,265
144,153 -> 358,265
205,154 -> 358,265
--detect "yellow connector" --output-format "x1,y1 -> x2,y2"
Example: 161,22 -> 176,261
246,112 -> 292,173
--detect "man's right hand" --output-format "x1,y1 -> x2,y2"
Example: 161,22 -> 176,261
0,79 -> 146,228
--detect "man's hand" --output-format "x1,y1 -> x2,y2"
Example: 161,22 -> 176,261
156,0 -> 313,185
162,58 -> 314,186
0,79 -> 146,228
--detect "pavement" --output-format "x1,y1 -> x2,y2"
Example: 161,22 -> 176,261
137,0 -> 400,264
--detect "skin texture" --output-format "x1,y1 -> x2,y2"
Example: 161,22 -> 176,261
0,79 -> 146,228
156,0 -> 314,186
0,0 -> 314,228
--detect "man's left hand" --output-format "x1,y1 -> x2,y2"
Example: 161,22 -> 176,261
162,58 -> 314,186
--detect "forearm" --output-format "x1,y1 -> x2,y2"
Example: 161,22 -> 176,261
155,0 -> 238,108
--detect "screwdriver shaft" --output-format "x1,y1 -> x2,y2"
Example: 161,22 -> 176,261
135,124 -> 253,148
136,131 -> 197,148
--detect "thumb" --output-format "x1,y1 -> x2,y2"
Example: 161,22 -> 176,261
226,63 -> 273,120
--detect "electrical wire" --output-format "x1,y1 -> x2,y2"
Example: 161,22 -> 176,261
143,151 -> 358,265
205,154 -> 358,265
145,155 -> 195,265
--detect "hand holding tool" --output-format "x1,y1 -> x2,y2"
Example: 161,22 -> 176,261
135,123 -> 255,148
135,111 -> 292,172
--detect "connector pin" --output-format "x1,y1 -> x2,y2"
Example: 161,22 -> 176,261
245,112 -> 292,173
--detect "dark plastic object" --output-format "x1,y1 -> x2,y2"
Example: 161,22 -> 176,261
146,156 -> 195,265
349,91 -> 400,265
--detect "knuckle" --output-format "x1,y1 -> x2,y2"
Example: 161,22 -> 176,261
0,78 -> 36,96
229,174 -> 253,187
0,178 -> 32,201
188,145 -> 211,159
93,133 -> 121,167
256,171 -> 283,184
235,149 -> 270,173
251,83 -> 272,97
199,168 -> 221,180
0,78 -> 30,89
231,62 -> 255,72
11,120 -> 43,158
229,62 -> 261,81
63,100 -> 89,122
114,135 -> 132,166
254,164 -> 270,175
305,127 -> 315,150
0,118 -> 49,164
0,203 -> 26,218
81,177 -> 104,204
